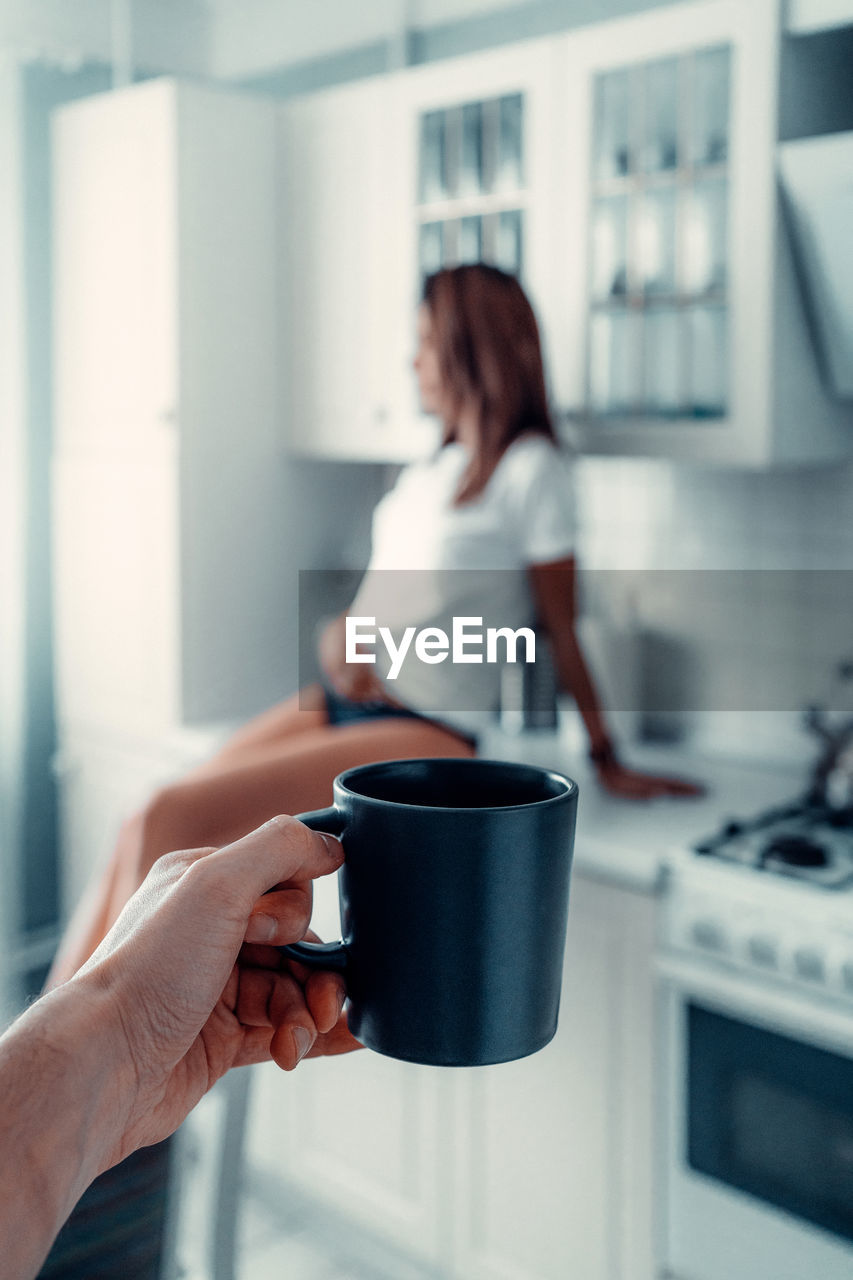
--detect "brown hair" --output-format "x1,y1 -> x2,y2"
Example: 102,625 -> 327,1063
421,264 -> 557,504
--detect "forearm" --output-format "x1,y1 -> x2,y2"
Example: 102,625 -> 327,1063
0,978 -> 130,1278
550,630 -> 613,754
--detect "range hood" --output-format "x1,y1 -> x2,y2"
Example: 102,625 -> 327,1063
778,131 -> 853,400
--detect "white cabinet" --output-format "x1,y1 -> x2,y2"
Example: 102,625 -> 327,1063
52,78 -> 293,735
557,0 -> 853,463
395,39 -> 562,436
245,870 -> 658,1280
278,76 -> 430,463
450,872 -> 657,1280
278,39 -> 561,464
277,1 -> 852,467
249,1040 -> 447,1268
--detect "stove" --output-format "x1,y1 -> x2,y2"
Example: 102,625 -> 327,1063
692,797 -> 853,890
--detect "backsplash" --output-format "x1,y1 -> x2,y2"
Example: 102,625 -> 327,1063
571,456 -> 853,764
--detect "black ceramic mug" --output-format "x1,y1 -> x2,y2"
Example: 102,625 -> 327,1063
281,757 -> 578,1067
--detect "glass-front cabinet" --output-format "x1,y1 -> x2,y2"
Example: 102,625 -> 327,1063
416,91 -> 526,279
588,46 -> 730,419
398,38 -> 559,437
554,0 -> 851,464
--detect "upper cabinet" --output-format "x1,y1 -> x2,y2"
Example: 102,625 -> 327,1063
278,76 -> 429,462
278,41 -> 560,463
556,0 -> 853,463
394,39 -> 561,445
277,0 -> 852,466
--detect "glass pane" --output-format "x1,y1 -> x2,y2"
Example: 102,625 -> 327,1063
495,209 -> 523,276
688,305 -> 727,416
459,215 -> 482,264
641,57 -> 679,173
419,221 -> 445,277
690,45 -> 730,166
636,187 -> 677,296
593,69 -> 632,180
419,110 -> 447,203
460,101 -> 484,197
496,93 -> 524,191
682,178 -> 727,294
589,310 -> 641,413
591,196 -> 629,302
644,308 -> 682,413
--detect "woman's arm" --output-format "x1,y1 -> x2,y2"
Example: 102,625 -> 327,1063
528,557 -> 703,799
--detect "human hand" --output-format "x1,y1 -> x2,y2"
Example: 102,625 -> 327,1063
596,759 -> 706,800
73,816 -> 361,1171
317,613 -> 397,704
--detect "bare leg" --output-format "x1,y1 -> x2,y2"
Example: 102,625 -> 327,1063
187,683 -> 328,779
47,715 -> 475,987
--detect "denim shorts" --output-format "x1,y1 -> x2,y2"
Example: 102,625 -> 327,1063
321,684 -> 477,750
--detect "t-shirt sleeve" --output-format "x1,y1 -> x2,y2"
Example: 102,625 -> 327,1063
515,442 -> 576,565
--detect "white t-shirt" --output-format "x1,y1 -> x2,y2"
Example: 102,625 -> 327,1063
350,433 -> 576,733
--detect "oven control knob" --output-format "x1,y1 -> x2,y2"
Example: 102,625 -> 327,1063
793,947 -> 825,983
747,935 -> 779,969
690,918 -> 727,952
841,961 -> 853,996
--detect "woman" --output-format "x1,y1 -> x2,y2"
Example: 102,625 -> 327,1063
48,264 -> 699,988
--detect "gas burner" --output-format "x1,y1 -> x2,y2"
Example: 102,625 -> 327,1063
693,797 -> 853,889
760,833 -> 829,869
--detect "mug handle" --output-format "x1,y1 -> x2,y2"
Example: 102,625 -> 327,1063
277,805 -> 348,974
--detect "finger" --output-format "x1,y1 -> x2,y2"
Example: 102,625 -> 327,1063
245,885 -> 313,944
204,816 -> 343,914
305,1015 -> 364,1059
237,967 -> 318,1070
305,969 -> 347,1035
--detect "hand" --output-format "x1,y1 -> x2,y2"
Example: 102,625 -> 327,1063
317,613 -> 398,704
595,758 -> 706,800
75,816 -> 362,1170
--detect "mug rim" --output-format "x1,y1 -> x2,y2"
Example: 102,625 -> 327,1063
333,756 -> 578,814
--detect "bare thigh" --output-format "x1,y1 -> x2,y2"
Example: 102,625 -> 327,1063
188,683 -> 329,779
142,715 -> 476,868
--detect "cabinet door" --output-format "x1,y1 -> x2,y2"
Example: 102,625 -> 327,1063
278,78 -> 418,462
247,1049 -> 447,1269
53,80 -> 178,451
395,39 -> 561,443
451,873 -> 657,1280
52,444 -> 180,735
558,0 -> 781,463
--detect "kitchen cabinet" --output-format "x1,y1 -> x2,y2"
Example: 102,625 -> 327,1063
556,0 -> 853,463
278,76 -> 432,463
395,38 -> 562,436
245,869 -> 658,1280
52,78 -> 292,735
278,0 -> 852,466
278,39 -> 560,463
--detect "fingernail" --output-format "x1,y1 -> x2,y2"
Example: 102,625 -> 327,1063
319,833 -> 342,858
292,1026 -> 312,1062
245,913 -> 277,943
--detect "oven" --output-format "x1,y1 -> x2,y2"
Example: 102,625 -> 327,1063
657,858 -> 853,1280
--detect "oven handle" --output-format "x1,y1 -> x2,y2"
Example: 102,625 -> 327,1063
656,952 -> 853,1056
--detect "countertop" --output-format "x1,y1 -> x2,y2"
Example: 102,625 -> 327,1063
476,726 -> 809,893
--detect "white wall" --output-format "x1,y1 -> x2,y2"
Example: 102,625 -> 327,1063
0,54 -> 25,1017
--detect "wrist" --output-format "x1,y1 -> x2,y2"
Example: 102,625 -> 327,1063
588,737 -> 619,770
0,979 -> 134,1275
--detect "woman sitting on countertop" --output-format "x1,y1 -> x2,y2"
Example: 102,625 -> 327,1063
48,262 -> 701,988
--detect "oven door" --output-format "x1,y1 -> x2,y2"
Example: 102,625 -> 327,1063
657,954 -> 853,1280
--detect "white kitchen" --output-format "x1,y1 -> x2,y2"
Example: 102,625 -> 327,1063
1,1 -> 853,1278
